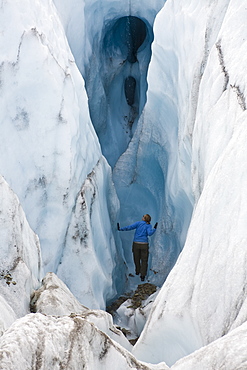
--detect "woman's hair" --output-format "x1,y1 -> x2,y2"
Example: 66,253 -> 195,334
143,214 -> 151,224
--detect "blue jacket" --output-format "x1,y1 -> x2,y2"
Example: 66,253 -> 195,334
120,221 -> 156,243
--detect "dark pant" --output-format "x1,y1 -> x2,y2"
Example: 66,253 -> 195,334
132,242 -> 149,277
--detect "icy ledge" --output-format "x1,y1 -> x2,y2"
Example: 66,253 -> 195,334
0,272 -> 168,370
0,313 -> 168,370
31,272 -> 132,351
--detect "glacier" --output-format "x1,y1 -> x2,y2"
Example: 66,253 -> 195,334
0,0 -> 247,368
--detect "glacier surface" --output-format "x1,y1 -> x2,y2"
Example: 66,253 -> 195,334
0,0 -> 247,368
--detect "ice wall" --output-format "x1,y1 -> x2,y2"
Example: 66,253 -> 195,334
133,0 -> 247,366
56,157 -> 126,309
0,0 -> 125,308
0,0 -> 99,272
0,175 -> 42,334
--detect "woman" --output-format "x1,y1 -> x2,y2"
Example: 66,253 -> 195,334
118,214 -> 158,281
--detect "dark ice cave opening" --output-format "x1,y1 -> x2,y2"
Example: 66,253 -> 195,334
112,16 -> 147,64
85,15 -> 153,167
124,76 -> 136,106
